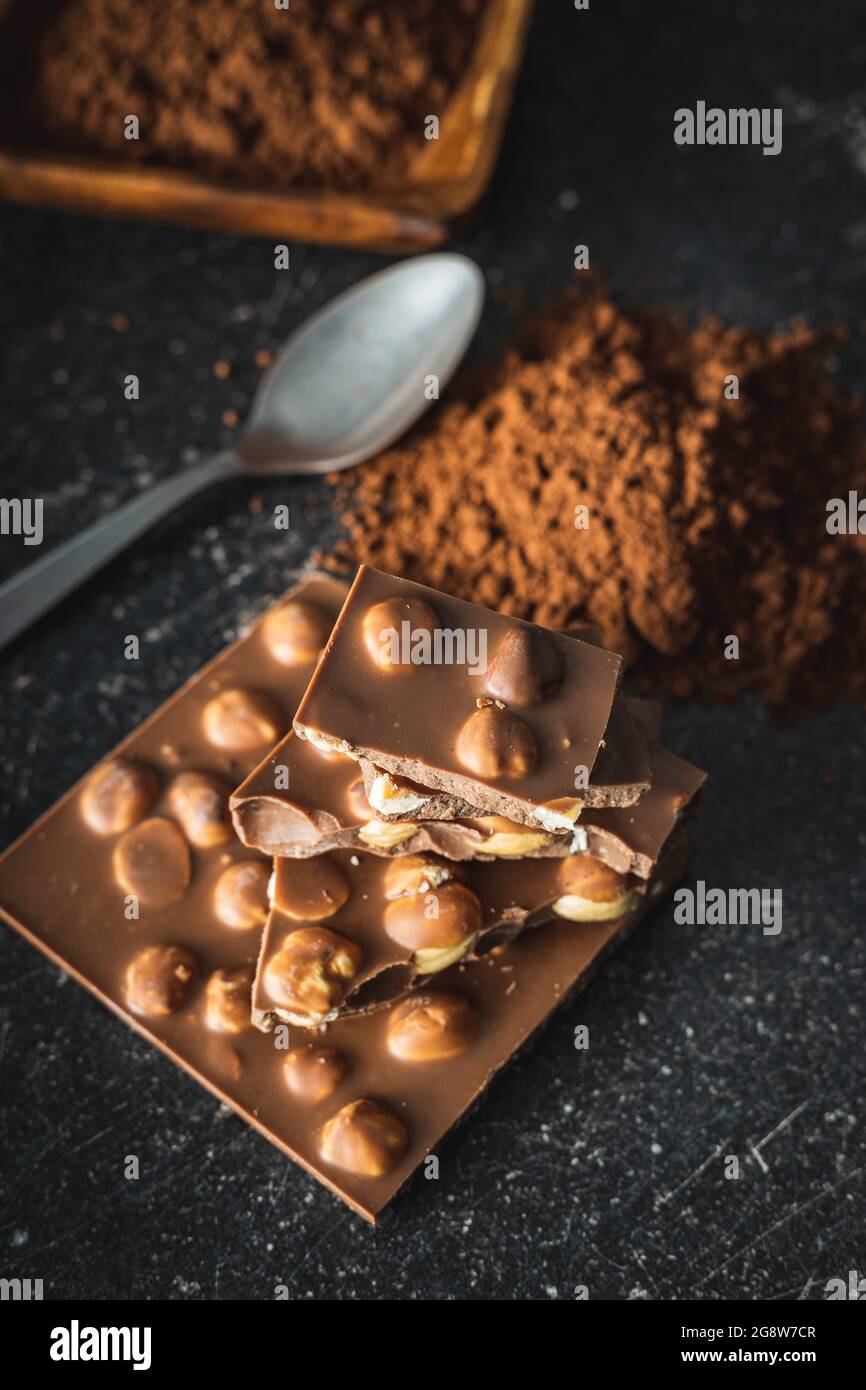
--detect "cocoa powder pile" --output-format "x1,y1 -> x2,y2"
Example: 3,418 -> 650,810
0,0 -> 482,192
326,285 -> 866,707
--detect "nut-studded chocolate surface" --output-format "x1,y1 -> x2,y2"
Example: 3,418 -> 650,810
252,846 -> 601,1028
0,571 -> 696,1221
233,699 -> 702,880
293,566 -> 627,830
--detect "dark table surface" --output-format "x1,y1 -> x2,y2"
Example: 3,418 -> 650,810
0,1 -> 863,1301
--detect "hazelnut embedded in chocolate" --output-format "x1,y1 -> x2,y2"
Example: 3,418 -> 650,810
455,704 -> 538,780
202,687 -> 284,752
366,770 -> 427,816
271,856 -> 351,921
361,595 -> 438,673
284,1046 -> 347,1104
384,880 -> 481,972
262,926 -> 362,1025
465,814 -> 553,858
112,816 -> 191,906
382,854 -> 463,901
542,796 -> 583,825
553,853 -> 638,922
124,943 -> 198,1018
80,757 -> 158,836
213,859 -> 270,929
262,599 -> 331,666
319,1098 -> 408,1177
357,820 -> 418,849
484,625 -> 564,706
204,965 -> 254,1034
167,770 -> 232,848
386,991 -> 476,1062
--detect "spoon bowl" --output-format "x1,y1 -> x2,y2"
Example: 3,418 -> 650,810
238,253 -> 484,472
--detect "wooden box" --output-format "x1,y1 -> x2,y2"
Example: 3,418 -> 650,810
0,0 -> 534,251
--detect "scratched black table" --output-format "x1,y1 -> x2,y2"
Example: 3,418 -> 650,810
0,1 -> 863,1300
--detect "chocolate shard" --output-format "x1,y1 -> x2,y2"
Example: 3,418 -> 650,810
292,565 -> 625,832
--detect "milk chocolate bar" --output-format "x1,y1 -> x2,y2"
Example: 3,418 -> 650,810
360,622 -> 650,822
366,735 -> 705,879
251,840 -> 652,1029
0,818 -> 686,1221
232,694 -> 703,878
0,576 -> 695,1221
230,698 -> 653,863
292,565 -> 635,831
230,725 -> 486,859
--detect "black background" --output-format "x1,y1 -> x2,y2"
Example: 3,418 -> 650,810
0,1 -> 864,1301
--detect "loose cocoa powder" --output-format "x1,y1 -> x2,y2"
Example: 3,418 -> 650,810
325,285 -> 866,707
0,0 -> 482,192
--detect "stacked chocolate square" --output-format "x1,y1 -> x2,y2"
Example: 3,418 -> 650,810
0,564 -> 705,1221
231,566 -> 706,1208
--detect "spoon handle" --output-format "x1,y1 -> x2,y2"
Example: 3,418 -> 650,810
0,450 -> 239,654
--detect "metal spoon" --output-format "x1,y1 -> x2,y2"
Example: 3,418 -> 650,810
0,253 -> 484,653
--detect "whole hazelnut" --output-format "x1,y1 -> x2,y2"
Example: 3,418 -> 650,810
262,926 -> 362,1025
80,757 -> 158,835
456,705 -> 538,779
202,687 -> 284,752
386,991 -> 476,1063
553,854 -> 638,922
262,599 -> 331,666
361,596 -> 438,673
484,625 -> 564,706
271,856 -> 351,921
284,1046 -> 347,1104
213,859 -> 271,929
112,817 -> 191,906
382,854 -> 463,901
204,965 -> 253,1034
167,770 -> 232,848
124,944 -> 198,1018
384,881 -> 481,954
319,1098 -> 408,1177
559,854 -> 628,901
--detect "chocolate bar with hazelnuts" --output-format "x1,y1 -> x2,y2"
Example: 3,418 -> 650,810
291,565 -> 649,834
251,696 -> 705,1029
231,678 -> 700,882
232,618 -> 656,861
0,571 -> 698,1222
251,841 -> 655,1030
360,732 -> 704,879
360,621 -> 652,824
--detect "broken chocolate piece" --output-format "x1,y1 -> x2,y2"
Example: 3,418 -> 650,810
232,698 -> 701,879
293,566 -> 624,830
